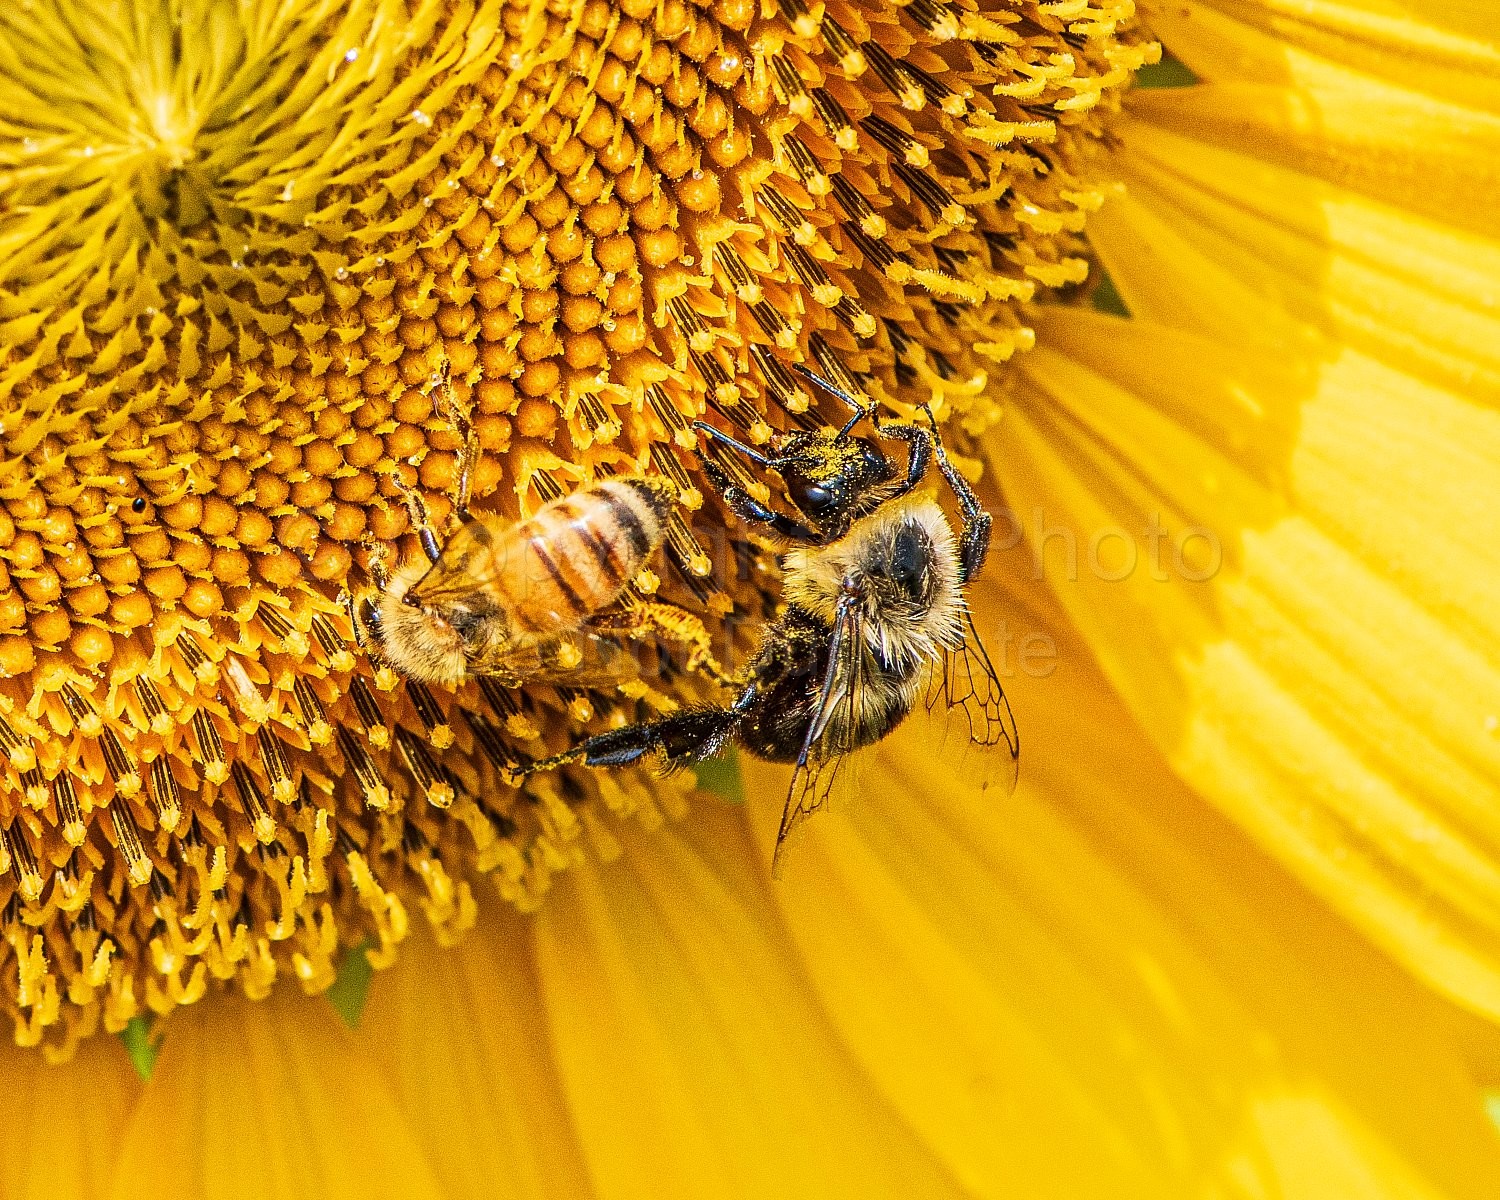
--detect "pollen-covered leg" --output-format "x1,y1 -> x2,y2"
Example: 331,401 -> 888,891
362,537 -> 396,592
390,475 -> 443,566
588,602 -> 738,689
428,360 -> 479,519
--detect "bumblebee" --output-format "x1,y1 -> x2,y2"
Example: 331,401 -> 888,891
526,378 -> 1017,872
692,364 -> 933,544
693,364 -> 992,575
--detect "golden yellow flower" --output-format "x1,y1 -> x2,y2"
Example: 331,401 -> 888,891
0,0 -> 1149,1054
2,0 -> 1499,1198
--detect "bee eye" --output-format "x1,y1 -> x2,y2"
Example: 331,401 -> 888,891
787,476 -> 835,517
888,527 -> 926,594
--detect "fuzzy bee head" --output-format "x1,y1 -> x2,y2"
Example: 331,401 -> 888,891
771,429 -> 897,534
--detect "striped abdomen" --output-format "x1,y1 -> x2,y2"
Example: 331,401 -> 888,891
411,477 -> 673,639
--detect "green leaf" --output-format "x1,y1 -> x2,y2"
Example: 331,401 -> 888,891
1136,53 -> 1198,90
120,1016 -> 158,1081
693,751 -> 745,804
327,940 -> 375,1029
1089,267 -> 1130,318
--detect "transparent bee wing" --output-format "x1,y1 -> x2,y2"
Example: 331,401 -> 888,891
925,607 -> 1021,793
473,632 -> 642,690
406,516 -> 515,598
772,752 -> 853,879
773,598 -> 866,878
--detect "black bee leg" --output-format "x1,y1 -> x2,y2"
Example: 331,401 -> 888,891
693,434 -> 826,543
524,707 -> 742,772
691,420 -> 777,469
525,678 -> 761,774
869,419 -> 933,505
789,363 -> 878,435
920,407 -> 992,584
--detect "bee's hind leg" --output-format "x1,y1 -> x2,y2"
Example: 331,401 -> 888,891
522,706 -> 742,774
587,602 -> 741,689
525,672 -> 762,775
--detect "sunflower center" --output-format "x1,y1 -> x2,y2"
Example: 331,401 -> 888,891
0,0 -> 1151,1058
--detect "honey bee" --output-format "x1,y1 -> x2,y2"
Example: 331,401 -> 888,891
348,374 -> 721,688
523,370 -> 1018,872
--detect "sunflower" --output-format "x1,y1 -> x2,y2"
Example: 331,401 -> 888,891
1,0 -> 1498,1193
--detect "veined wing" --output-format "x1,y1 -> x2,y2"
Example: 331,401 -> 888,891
925,607 -> 1020,791
406,515 -> 521,601
470,631 -> 642,689
772,596 -> 868,877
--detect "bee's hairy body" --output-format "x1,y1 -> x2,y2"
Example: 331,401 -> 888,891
521,365 -> 1021,871
530,495 -> 968,772
364,477 -> 674,686
740,495 -> 967,762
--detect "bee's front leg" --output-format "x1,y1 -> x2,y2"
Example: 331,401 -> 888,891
340,584 -> 383,657
388,474 -> 443,565
428,360 -> 479,519
869,418 -> 933,505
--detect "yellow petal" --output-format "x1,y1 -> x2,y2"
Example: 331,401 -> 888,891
531,811 -> 970,1200
1094,115 -> 1500,403
1005,301 -> 1500,1016
1140,2 -> 1500,181
1145,0 -> 1500,95
109,991 -> 447,1200
743,565 -> 1500,1198
349,911 -> 596,1200
0,1036 -> 139,1200
1039,2 -> 1500,1014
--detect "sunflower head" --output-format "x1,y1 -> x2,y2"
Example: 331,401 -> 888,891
0,0 -> 1150,1057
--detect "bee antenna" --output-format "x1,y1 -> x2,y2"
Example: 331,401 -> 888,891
691,420 -> 780,468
